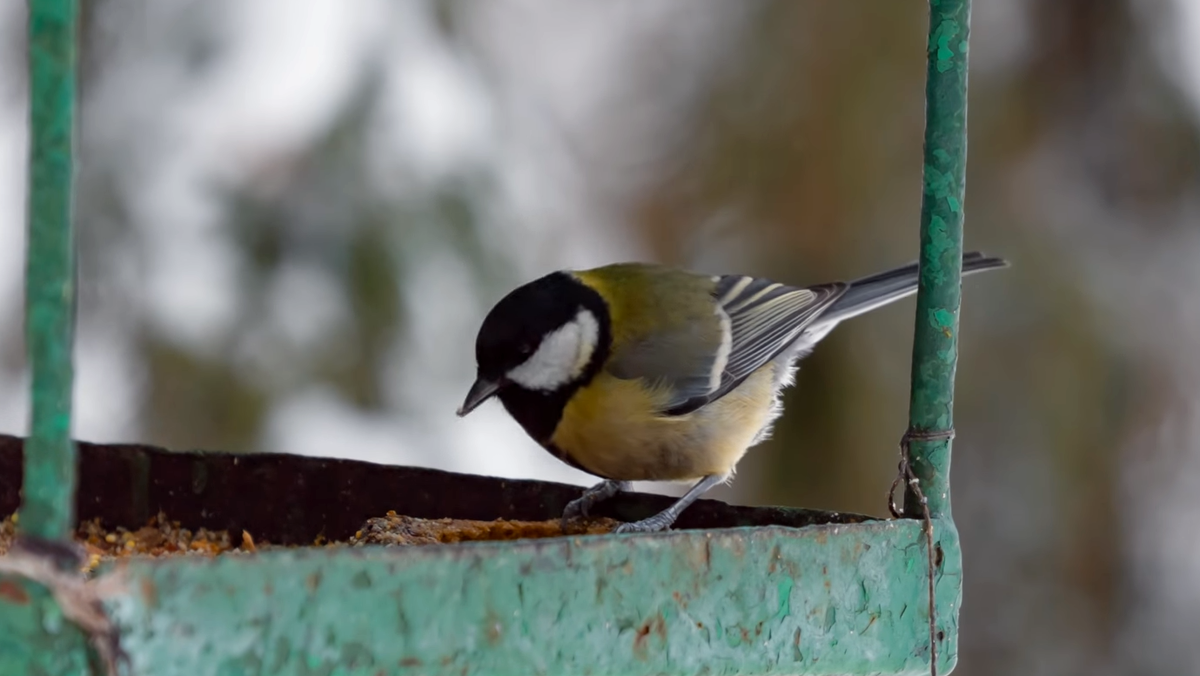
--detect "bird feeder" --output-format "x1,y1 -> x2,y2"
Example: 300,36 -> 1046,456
0,1 -> 975,674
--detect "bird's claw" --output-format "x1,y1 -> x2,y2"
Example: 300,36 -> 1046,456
560,480 -> 629,531
559,496 -> 591,530
613,512 -> 677,534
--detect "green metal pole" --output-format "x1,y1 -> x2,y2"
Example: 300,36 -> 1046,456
906,0 -> 971,520
22,0 -> 79,542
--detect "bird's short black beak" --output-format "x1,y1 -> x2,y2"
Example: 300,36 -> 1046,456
457,378 -> 501,417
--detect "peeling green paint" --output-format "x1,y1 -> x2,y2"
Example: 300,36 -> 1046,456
932,309 -> 955,331
907,0 -> 971,520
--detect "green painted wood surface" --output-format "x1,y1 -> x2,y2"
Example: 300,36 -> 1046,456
83,521 -> 958,676
906,0 -> 972,519
23,0 -> 79,542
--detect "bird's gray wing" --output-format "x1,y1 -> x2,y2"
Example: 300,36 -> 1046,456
659,275 -> 847,416
602,281 -> 729,413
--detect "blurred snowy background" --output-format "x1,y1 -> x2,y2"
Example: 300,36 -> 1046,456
3,1 -> 1200,673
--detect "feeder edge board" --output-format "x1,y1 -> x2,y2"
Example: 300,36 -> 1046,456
3,519 -> 959,676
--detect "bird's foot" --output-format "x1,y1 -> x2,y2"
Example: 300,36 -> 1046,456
613,510 -> 679,534
610,473 -> 728,534
561,480 -> 630,530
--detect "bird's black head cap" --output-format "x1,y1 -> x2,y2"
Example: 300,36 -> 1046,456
474,272 -> 607,382
463,271 -> 611,443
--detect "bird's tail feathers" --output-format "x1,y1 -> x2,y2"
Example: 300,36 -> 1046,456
818,251 -> 1007,326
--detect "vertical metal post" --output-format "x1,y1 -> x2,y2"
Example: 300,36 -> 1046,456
22,0 -> 79,542
906,0 -> 971,520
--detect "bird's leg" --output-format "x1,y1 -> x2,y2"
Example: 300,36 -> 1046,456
561,479 -> 631,527
614,473 -> 728,534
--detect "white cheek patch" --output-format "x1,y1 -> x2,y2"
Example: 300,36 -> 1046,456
507,309 -> 600,391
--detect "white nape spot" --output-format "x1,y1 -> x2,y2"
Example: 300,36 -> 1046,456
507,309 -> 599,391
710,306 -> 732,391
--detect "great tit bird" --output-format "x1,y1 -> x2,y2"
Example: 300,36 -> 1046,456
458,252 -> 1007,533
